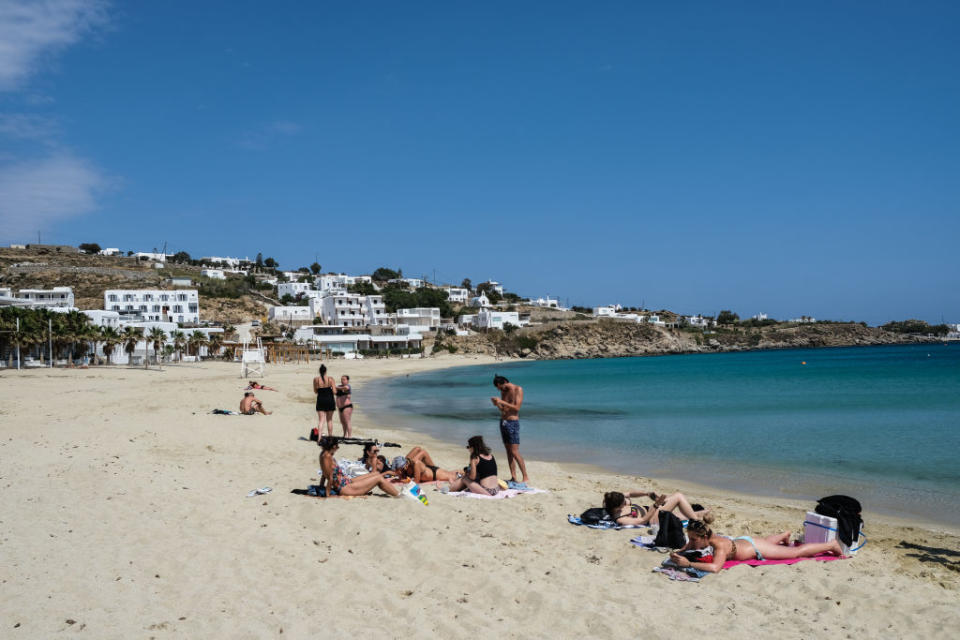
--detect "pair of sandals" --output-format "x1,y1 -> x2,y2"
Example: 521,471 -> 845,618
507,479 -> 529,490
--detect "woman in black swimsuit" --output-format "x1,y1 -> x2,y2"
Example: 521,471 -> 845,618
603,490 -> 712,526
396,446 -> 459,483
336,374 -> 354,438
313,364 -> 337,439
447,435 -> 500,496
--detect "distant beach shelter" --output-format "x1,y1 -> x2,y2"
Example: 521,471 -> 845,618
241,337 -> 266,378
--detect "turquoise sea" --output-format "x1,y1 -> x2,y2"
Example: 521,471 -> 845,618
363,344 -> 960,527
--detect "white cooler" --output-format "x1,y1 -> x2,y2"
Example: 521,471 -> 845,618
803,511 -> 865,555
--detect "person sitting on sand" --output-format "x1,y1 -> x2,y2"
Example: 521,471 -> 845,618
446,435 -> 501,496
603,490 -> 711,526
319,437 -> 400,497
240,391 -> 271,415
667,518 -> 844,573
246,380 -> 277,391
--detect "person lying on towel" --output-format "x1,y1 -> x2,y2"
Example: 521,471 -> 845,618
668,519 -> 844,572
319,436 -> 399,498
389,446 -> 461,483
603,490 -> 711,527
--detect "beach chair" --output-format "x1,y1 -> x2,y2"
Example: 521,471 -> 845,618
240,338 -> 266,378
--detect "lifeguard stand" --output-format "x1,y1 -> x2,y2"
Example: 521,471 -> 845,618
241,337 -> 266,378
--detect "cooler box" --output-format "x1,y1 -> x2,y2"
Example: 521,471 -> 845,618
803,511 -> 838,544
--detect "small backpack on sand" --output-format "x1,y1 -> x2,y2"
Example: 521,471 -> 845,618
815,495 -> 863,549
579,507 -> 612,525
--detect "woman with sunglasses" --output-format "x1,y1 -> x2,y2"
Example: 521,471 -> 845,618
603,490 -> 711,526
446,435 -> 501,496
668,519 -> 844,573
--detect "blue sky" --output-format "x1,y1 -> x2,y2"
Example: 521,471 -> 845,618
0,1 -> 957,325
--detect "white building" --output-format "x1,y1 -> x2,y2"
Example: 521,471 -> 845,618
82,310 -> 121,329
98,248 -> 121,256
468,309 -> 524,330
133,251 -> 167,263
201,256 -> 243,268
277,281 -> 315,299
104,289 -> 199,324
529,296 -> 562,309
396,307 -> 441,329
387,278 -> 425,289
752,313 -> 768,321
790,316 -> 816,323
471,293 -> 491,308
443,287 -> 469,303
315,274 -> 373,292
281,270 -> 308,282
479,281 -> 504,296
268,306 -> 314,324
311,292 -> 366,327
362,294 -> 388,326
292,325 -> 422,354
594,305 -> 621,317
685,315 -> 714,328
17,287 -> 75,309
200,269 -> 226,280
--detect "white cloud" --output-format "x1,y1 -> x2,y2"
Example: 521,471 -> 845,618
0,0 -> 109,91
0,153 -> 108,241
0,112 -> 60,141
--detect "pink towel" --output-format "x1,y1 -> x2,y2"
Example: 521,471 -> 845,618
446,488 -> 547,499
723,554 -> 844,569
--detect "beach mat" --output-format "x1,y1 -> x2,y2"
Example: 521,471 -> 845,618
723,554 -> 844,569
568,514 -> 650,530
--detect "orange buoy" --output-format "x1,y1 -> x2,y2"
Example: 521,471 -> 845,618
801,361 -> 806,365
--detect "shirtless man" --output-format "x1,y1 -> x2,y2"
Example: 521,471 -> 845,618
240,391 -> 272,415
491,374 -> 529,488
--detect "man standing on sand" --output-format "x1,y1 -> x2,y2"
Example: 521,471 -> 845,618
240,391 -> 272,415
491,374 -> 529,489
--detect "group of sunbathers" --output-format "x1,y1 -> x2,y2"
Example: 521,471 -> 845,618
317,434 -> 505,498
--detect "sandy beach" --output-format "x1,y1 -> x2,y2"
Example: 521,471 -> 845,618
1,356 -> 958,639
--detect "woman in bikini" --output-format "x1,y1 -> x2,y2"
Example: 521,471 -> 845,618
668,518 -> 844,573
395,446 -> 460,483
319,437 -> 400,498
247,380 -> 277,391
336,375 -> 353,438
603,490 -> 712,526
446,435 -> 501,496
313,364 -> 337,438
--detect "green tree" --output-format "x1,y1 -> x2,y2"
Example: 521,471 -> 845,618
255,253 -> 264,268
188,330 -> 208,359
171,251 -> 191,263
372,267 -> 400,281
310,262 -> 322,275
170,330 -> 186,361
460,278 -> 472,290
264,256 -> 277,268
207,332 -> 224,358
79,242 -> 101,253
100,326 -> 121,364
348,282 -> 378,296
122,326 -> 144,365
280,294 -> 295,305
717,310 -> 740,325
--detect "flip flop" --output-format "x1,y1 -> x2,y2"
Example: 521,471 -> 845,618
246,487 -> 273,497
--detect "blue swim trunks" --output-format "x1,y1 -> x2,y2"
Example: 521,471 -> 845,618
499,419 -> 520,445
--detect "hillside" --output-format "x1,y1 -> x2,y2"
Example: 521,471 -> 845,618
0,247 -> 268,325
429,317 -> 937,359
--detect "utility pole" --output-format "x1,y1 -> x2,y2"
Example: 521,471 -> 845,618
16,318 -> 20,371
48,317 -> 53,367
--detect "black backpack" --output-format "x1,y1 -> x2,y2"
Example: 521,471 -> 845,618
815,495 -> 863,547
579,507 -> 612,525
653,510 -> 686,549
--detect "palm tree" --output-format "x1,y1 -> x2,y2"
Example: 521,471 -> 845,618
222,324 -> 237,342
188,330 -> 208,361
170,330 -> 186,362
100,326 -> 121,364
122,326 -> 143,366
148,326 -> 167,368
207,332 -> 224,359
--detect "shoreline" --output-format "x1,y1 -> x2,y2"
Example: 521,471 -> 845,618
361,351 -> 960,534
2,357 -> 958,638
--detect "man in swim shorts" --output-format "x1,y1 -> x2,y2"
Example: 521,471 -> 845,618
492,374 -> 529,488
240,391 -> 272,415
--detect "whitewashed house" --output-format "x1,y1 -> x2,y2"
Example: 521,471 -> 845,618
134,251 -> 167,263
104,289 -> 199,324
387,278 -> 424,289
479,280 -> 504,296
82,310 -> 121,329
396,307 -> 441,329
474,309 -> 524,330
268,306 -> 314,324
98,248 -> 121,256
685,315 -> 714,328
311,292 -> 366,327
201,256 -> 243,268
443,287 -> 469,303
15,287 -> 75,309
362,295 -> 388,325
594,305 -> 621,317
277,281 -> 315,299
530,296 -> 562,309
200,269 -> 226,280
752,313 -> 768,321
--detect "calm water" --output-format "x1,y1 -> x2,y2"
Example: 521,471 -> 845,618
363,344 -> 960,526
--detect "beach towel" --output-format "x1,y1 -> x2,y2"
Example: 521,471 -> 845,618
568,514 -> 650,530
445,488 -> 548,499
653,558 -> 710,582
211,409 -> 239,415
722,554 -> 844,569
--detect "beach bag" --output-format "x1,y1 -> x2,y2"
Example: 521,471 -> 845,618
815,495 -> 864,550
310,427 -> 319,442
654,511 -> 686,549
579,507 -> 612,525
